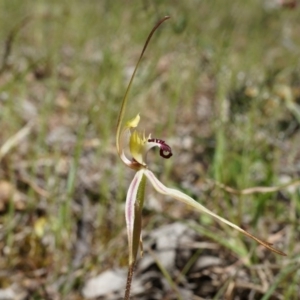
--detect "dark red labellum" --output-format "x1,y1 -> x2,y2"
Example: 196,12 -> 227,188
148,138 -> 173,159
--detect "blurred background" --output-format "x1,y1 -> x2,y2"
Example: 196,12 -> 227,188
0,0 -> 300,299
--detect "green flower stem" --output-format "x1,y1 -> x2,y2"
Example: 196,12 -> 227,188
124,264 -> 134,300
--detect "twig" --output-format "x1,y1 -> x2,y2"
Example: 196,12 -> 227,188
0,16 -> 32,75
0,121 -> 34,162
208,178 -> 300,195
18,174 -> 49,198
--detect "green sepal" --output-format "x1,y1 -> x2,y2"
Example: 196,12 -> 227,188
131,174 -> 146,264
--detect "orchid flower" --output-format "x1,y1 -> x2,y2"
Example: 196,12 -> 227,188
117,18 -> 285,296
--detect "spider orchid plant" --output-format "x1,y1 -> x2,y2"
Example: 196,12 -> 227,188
117,16 -> 285,300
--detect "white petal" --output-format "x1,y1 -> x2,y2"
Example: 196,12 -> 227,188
125,169 -> 145,265
119,128 -> 141,169
144,170 -> 285,256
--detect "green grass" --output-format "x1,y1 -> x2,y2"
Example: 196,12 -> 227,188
0,0 -> 300,299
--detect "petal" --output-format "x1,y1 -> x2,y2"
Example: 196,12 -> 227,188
126,114 -> 140,128
144,170 -> 286,256
119,114 -> 146,168
147,138 -> 172,159
119,127 -> 133,164
129,133 -> 173,166
125,169 -> 145,265
129,131 -> 147,166
118,126 -> 141,170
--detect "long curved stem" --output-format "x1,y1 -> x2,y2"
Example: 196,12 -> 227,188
116,16 -> 170,155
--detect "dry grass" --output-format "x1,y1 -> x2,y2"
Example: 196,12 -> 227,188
0,1 -> 300,299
